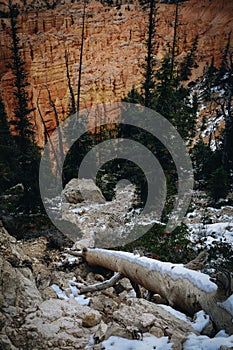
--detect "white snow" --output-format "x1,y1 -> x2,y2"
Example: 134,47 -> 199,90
219,295 -> 233,317
185,205 -> 233,249
191,310 -> 210,332
85,335 -> 95,350
159,306 -> 209,333
51,279 -> 90,306
183,332 -> 233,350
101,335 -> 172,350
92,249 -> 217,293
51,284 -> 69,301
74,294 -> 90,306
67,256 -> 80,264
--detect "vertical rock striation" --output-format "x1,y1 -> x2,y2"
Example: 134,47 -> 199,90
0,0 -> 232,145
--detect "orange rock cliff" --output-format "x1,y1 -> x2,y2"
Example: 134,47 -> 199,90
0,0 -> 232,146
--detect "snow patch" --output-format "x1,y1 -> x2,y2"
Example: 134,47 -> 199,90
183,332 -> 233,350
101,334 -> 172,350
51,279 -> 90,306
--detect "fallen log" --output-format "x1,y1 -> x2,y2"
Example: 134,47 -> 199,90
82,248 -> 233,334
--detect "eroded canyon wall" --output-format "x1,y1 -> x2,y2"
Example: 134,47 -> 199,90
0,0 -> 232,145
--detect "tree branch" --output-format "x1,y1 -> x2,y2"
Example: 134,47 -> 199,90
79,272 -> 123,294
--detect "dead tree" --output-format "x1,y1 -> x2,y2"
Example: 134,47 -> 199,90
65,48 -> 76,115
45,79 -> 64,175
79,247 -> 233,334
77,0 -> 87,116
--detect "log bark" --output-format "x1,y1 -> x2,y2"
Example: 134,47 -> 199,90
82,248 -> 233,334
79,272 -> 123,294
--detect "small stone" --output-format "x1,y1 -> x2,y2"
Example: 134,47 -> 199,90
58,339 -> 66,346
82,310 -> 102,327
141,313 -> 156,328
150,326 -> 164,338
95,274 -> 105,282
36,310 -> 41,317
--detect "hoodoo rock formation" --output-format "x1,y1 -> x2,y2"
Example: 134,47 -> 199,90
0,0 -> 233,145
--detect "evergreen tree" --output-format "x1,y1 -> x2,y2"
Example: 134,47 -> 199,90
141,0 -> 157,108
207,167 -> 229,202
191,139 -> 222,189
118,0 -> 198,206
0,97 -> 19,192
6,0 -> 41,210
153,52 -> 197,141
179,35 -> 199,81
199,35 -> 233,177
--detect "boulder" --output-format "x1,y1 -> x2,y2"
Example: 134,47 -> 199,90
62,178 -> 106,204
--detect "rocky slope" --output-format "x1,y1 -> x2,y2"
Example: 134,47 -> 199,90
1,179 -> 233,349
0,0 -> 233,146
0,222 -> 226,350
0,223 -> 195,349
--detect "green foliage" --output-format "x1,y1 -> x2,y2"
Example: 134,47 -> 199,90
1,0 -> 42,211
191,139 -> 221,188
152,53 -> 197,141
141,0 -> 157,108
199,35 -> 233,175
111,8 -> 199,221
207,167 -> 229,202
0,97 -> 19,192
118,223 -> 195,263
63,128 -> 95,186
179,36 -> 199,81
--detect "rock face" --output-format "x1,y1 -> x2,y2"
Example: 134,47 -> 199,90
61,179 -> 142,248
0,222 -> 204,350
0,0 -> 233,146
62,178 -> 106,204
2,221 -> 233,349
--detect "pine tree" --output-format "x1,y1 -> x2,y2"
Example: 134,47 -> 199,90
0,97 -> 19,192
6,0 -> 41,210
207,167 -> 229,202
179,36 -> 199,81
153,51 -> 197,141
141,0 -> 157,108
119,0 -> 198,203
199,34 -> 233,176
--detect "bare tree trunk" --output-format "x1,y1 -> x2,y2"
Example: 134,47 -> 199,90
46,79 -> 64,175
77,0 -> 87,116
37,89 -> 63,174
170,0 -> 179,79
65,48 -> 76,115
143,0 -> 157,108
82,248 -> 233,334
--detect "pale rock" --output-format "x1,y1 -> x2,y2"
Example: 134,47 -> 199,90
117,277 -> 133,291
62,182 -> 138,248
82,310 -> 102,327
41,286 -> 57,300
39,299 -> 64,321
141,313 -> 156,328
90,295 -> 118,313
0,227 -> 42,314
94,321 -> 108,343
104,321 -> 131,340
62,178 -> 106,204
113,298 -> 198,346
150,326 -> 164,338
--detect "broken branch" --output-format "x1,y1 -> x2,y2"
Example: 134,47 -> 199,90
79,272 -> 123,294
